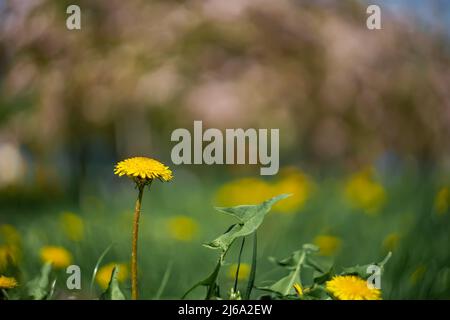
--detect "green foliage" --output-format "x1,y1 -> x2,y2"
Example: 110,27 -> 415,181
26,262 -> 55,300
258,244 -> 325,297
341,252 -> 392,279
257,246 -> 392,300
204,194 -> 291,252
183,194 -> 290,299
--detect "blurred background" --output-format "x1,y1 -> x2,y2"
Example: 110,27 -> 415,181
0,0 -> 449,299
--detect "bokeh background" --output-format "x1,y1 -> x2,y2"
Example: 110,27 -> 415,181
1,0 -> 450,299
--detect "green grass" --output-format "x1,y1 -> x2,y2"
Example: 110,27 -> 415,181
1,168 -> 449,299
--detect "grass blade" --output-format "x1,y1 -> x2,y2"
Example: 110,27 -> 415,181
154,261 -> 173,299
90,243 -> 114,294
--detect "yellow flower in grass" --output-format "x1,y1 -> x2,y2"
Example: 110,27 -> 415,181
114,157 -> 173,183
0,275 -> 18,289
215,178 -> 271,207
227,263 -> 251,281
167,216 -> 199,241
96,263 -> 129,290
60,212 -> 84,242
40,246 -> 72,269
114,156 -> 173,300
435,187 -> 449,216
272,167 -> 313,214
326,275 -> 381,300
344,167 -> 386,214
314,235 -> 342,256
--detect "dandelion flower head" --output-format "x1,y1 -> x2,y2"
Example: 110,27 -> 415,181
326,275 -> 381,300
114,157 -> 173,184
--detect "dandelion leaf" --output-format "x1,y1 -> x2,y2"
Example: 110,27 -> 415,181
100,265 -> 126,300
341,252 -> 392,279
258,244 -> 322,297
27,262 -> 53,300
181,256 -> 222,299
204,194 -> 291,251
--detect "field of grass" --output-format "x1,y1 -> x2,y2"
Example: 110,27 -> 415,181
1,164 -> 449,300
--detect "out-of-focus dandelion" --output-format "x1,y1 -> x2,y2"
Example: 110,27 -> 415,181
227,263 -> 251,281
326,275 -> 381,300
271,167 -> 313,214
215,178 -> 271,207
383,233 -> 400,252
410,265 -> 426,285
167,216 -> 199,241
314,235 -> 342,256
0,275 -> 18,289
40,246 -> 73,269
114,156 -> 173,300
434,187 -> 449,216
96,262 -> 129,290
344,167 -> 386,214
60,212 -> 84,242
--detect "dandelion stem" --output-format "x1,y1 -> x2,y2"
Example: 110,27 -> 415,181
131,183 -> 144,300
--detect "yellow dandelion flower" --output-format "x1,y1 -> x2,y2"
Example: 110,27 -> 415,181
96,263 -> 129,290
215,178 -> 271,207
434,187 -> 449,216
314,235 -> 342,256
0,224 -> 21,246
410,265 -> 426,285
344,167 -> 386,214
0,275 -> 18,289
40,246 -> 73,269
114,157 -> 173,184
326,275 -> 381,300
227,263 -> 251,281
293,283 -> 303,297
60,212 -> 84,242
271,167 -> 313,214
114,156 -> 173,300
382,233 -> 400,252
167,216 -> 199,241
